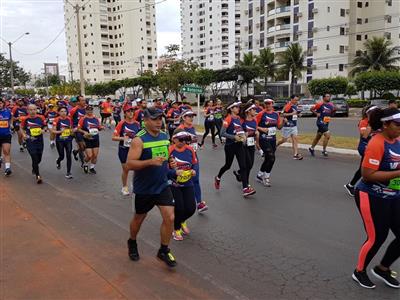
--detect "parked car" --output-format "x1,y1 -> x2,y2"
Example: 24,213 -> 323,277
298,98 -> 316,117
370,99 -> 389,109
331,98 -> 349,117
88,98 -> 101,106
273,99 -> 287,112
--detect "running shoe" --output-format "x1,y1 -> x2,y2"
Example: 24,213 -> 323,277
89,168 -> 97,174
65,173 -> 73,179
214,176 -> 221,190
243,186 -> 256,197
19,146 -> 24,152
56,160 -> 61,170
50,142 -> 55,149
127,239 -> 140,261
121,186 -> 130,196
72,150 -> 79,161
212,144 -> 218,148
344,184 -> 355,197
371,266 -> 400,288
173,229 -> 184,241
256,174 -> 264,184
198,143 -> 203,150
157,248 -> 177,268
4,168 -> 12,177
352,270 -> 376,289
83,165 -> 89,174
23,142 -> 27,149
293,154 -> 303,160
263,177 -> 271,187
181,222 -> 190,235
322,150 -> 329,157
197,201 -> 209,213
36,175 -> 43,184
308,147 -> 315,156
233,170 -> 242,182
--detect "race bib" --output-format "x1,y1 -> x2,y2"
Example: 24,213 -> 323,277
173,120 -> 180,125
323,116 -> 331,123
30,127 -> 42,137
208,115 -> 214,121
177,170 -> 193,183
47,123 -> 53,129
292,115 -> 298,121
123,138 -> 132,148
0,120 -> 8,128
151,145 -> 168,159
61,129 -> 71,138
246,137 -> 255,146
191,143 -> 198,151
89,128 -> 99,136
267,127 -> 277,136
388,177 -> 400,191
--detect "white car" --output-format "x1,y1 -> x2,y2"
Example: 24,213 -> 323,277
88,98 -> 101,106
298,98 -> 317,117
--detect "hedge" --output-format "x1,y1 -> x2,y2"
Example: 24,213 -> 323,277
347,99 -> 369,108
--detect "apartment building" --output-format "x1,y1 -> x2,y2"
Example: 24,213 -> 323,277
64,0 -> 157,84
241,0 -> 400,83
181,0 -> 241,69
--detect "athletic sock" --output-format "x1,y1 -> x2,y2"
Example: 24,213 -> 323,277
265,173 -> 271,179
90,163 -> 96,169
5,163 -> 10,169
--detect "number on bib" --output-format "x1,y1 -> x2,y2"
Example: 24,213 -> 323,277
177,170 -> 193,183
61,129 -> 71,138
246,137 -> 255,146
292,115 -> 298,121
151,146 -> 168,158
123,138 -> 132,148
323,116 -> 331,123
267,127 -> 277,136
388,177 -> 400,191
0,120 -> 8,128
30,128 -> 42,137
89,128 -> 99,136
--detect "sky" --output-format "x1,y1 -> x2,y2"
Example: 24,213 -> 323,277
0,0 -> 181,76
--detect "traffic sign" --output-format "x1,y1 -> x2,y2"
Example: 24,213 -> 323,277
181,85 -> 204,94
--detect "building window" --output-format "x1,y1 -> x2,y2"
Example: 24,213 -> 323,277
365,34 -> 369,39
326,63 -> 329,69
327,6 -> 330,12
357,18 -> 362,24
387,0 -> 392,6
326,44 -> 330,50
365,2 -> 369,7
339,64 -> 344,71
339,45 -> 345,53
340,27 -> 345,35
357,35 -> 362,40
327,25 -> 330,31
340,9 -> 345,17
365,18 -> 368,23
357,2 -> 362,8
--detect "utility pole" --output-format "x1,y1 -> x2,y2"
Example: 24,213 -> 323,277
75,4 -> 85,96
69,62 -> 74,81
8,42 -> 14,95
236,37 -> 241,63
139,56 -> 144,75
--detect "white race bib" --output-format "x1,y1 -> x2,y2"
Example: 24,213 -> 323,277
292,115 -> 298,121
246,137 -> 255,146
123,138 -> 132,147
191,143 -> 198,151
208,115 -> 214,121
89,128 -> 99,136
47,123 -> 53,129
267,127 -> 277,136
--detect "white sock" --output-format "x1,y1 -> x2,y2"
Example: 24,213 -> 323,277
265,173 -> 271,179
90,163 -> 96,169
257,171 -> 264,177
5,163 -> 10,169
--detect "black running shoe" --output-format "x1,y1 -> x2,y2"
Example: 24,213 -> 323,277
233,170 -> 242,182
4,168 -> 12,176
56,160 -> 61,170
89,168 -> 97,174
127,239 -> 140,261
83,165 -> 89,174
157,248 -> 177,267
20,146 -> 24,152
23,142 -> 27,149
322,150 -> 329,157
372,266 -> 400,288
72,150 -> 79,161
36,175 -> 43,184
308,147 -> 315,156
352,270 -> 376,289
344,184 -> 355,197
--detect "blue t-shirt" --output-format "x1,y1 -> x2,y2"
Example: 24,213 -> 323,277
169,144 -> 198,187
78,116 -> 101,141
54,117 -> 73,142
0,108 -> 12,136
256,110 -> 281,141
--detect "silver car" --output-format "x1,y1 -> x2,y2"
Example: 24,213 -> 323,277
298,98 -> 316,117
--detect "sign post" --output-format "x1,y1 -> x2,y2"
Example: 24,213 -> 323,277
180,85 -> 204,126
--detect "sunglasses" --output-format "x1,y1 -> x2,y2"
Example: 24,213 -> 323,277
175,136 -> 192,143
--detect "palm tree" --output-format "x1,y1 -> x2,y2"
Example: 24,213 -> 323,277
279,43 -> 306,95
350,37 -> 400,77
256,48 -> 277,92
238,52 -> 259,96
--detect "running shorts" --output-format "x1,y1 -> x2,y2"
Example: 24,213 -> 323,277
134,187 -> 174,214
0,135 -> 12,146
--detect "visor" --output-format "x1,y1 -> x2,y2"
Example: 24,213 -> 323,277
245,104 -> 257,112
366,106 -> 378,114
172,131 -> 192,140
181,110 -> 197,118
264,98 -> 274,104
381,112 -> 400,122
227,102 -> 241,110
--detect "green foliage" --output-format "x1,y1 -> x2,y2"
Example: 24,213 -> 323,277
308,77 -> 348,96
49,81 -> 80,96
15,88 -> 35,96
345,84 -> 358,97
279,43 -> 306,91
346,99 -> 369,108
0,53 -> 31,88
354,71 -> 400,96
382,92 -> 396,100
192,69 -> 216,88
256,47 -> 277,90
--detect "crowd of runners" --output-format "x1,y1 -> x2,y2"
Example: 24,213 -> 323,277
0,93 -> 399,289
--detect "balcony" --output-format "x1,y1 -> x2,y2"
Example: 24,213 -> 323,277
275,41 -> 290,50
268,6 -> 290,17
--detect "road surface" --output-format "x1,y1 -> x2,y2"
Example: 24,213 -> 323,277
2,130 -> 398,300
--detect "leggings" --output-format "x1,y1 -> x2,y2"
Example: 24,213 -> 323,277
217,143 -> 248,189
113,116 -> 121,125
193,163 -> 202,204
260,139 -> 276,174
171,186 -> 196,230
27,140 -> 44,176
349,156 -> 363,186
215,119 -> 223,142
201,121 -> 216,145
355,189 -> 400,271
56,140 -> 73,173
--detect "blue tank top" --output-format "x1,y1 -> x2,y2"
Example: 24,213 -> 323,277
133,130 -> 170,195
0,109 -> 12,136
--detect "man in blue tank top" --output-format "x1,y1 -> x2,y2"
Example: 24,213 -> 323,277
125,107 -> 177,268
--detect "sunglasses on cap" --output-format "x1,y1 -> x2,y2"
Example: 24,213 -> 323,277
176,136 -> 192,143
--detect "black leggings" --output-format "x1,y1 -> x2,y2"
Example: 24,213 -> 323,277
349,156 -> 363,186
355,189 -> 400,271
217,143 -> 248,189
171,186 -> 196,230
215,119 -> 223,142
260,139 -> 276,174
201,121 -> 216,145
237,146 -> 255,182
113,116 -> 121,125
56,140 -> 72,173
27,141 -> 44,176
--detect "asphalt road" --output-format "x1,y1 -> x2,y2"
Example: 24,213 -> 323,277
2,129 -> 399,300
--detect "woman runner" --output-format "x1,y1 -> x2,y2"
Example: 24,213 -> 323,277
214,99 -> 224,144
199,100 -> 217,148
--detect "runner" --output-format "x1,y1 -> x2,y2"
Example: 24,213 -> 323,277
100,97 -> 113,128
52,106 -> 74,179
352,107 -> 400,289
214,102 -> 256,197
344,105 -> 378,196
168,130 -> 197,241
133,99 -> 148,128
233,103 -> 259,184
112,100 -> 122,126
178,110 -> 209,212
199,100 -> 217,148
388,99 -> 398,109
45,104 -> 58,149
78,105 -> 103,174
20,104 -> 47,184
214,99 -> 224,144
309,93 -> 336,157
0,99 -> 13,176
125,107 -> 177,267
277,95 -> 303,160
166,101 -> 181,139
112,105 -> 141,195
256,98 -> 283,187
70,96 -> 86,166
11,98 -> 28,152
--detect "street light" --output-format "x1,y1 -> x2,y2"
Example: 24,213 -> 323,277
1,32 -> 30,95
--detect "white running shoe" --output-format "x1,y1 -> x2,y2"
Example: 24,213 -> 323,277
121,186 -> 130,196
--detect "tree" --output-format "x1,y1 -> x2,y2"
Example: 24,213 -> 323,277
136,71 -> 157,99
165,44 -> 180,58
308,77 -> 348,96
0,53 -> 31,89
256,48 -> 277,92
237,53 -> 260,96
279,43 -> 306,94
192,68 -> 215,89
350,37 -> 400,77
354,71 -> 400,98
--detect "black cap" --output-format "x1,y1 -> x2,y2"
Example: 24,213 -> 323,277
144,108 -> 163,119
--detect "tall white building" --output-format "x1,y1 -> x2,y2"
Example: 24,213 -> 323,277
181,0 -> 241,69
64,0 -> 158,84
241,0 -> 400,85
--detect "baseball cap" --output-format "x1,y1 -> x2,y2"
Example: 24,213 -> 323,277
143,108 -> 163,119
123,105 -> 135,112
